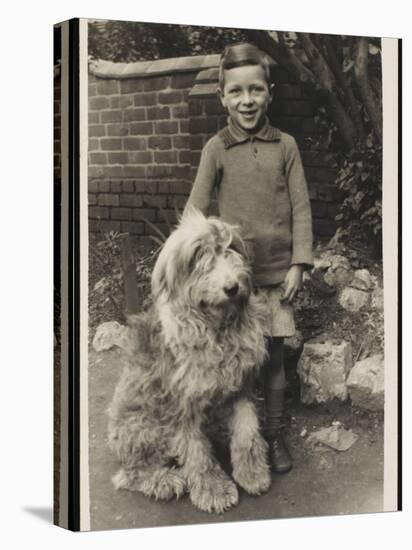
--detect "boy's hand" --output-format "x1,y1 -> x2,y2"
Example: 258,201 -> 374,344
281,265 -> 304,303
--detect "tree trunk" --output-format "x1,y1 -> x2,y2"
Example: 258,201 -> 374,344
354,37 -> 382,144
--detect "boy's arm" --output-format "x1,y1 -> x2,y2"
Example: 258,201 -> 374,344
284,136 -> 314,269
183,138 -> 220,217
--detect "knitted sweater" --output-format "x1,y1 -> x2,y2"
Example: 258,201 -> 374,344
184,118 -> 314,286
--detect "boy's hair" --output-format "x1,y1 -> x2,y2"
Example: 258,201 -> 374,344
218,42 -> 272,90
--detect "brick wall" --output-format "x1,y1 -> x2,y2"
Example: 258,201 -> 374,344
63,54 -> 341,242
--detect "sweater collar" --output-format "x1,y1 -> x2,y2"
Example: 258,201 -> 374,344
218,117 -> 281,149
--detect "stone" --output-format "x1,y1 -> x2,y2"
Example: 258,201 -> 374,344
92,321 -> 128,352
297,340 -> 352,404
339,287 -> 370,312
350,269 -> 373,291
371,286 -> 384,312
307,423 -> 358,451
346,354 -> 384,411
323,254 -> 353,287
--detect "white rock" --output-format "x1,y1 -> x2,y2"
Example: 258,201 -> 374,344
307,424 -> 358,451
346,354 -> 384,411
297,341 -> 352,404
323,255 -> 352,287
339,287 -> 370,312
350,269 -> 373,291
92,321 -> 128,352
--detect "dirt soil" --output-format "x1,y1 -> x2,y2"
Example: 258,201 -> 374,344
88,347 -> 383,531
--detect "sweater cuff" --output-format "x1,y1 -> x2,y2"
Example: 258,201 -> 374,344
291,245 -> 314,269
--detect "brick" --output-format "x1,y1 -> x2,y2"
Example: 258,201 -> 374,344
89,180 -> 99,193
145,222 -> 169,237
204,100 -> 225,116
88,138 -> 100,151
101,110 -> 123,123
316,183 -> 340,202
110,95 -> 134,109
88,193 -> 97,205
88,83 -> 97,96
157,209 -> 178,226
171,73 -> 195,89
188,101 -> 204,116
146,106 -> 170,120
123,137 -> 147,151
311,200 -> 328,218
108,152 -> 128,164
142,194 -> 168,208
122,181 -> 135,193
148,136 -> 172,150
88,166 -> 105,178
189,135 -> 204,151
175,166 -> 191,180
100,138 -> 122,151
188,116 -> 216,135
154,150 -> 178,164
123,165 -> 147,178
189,151 -> 201,165
313,218 -> 338,237
130,121 -> 154,135
98,193 -> 119,207
180,120 -> 189,133
111,207 -> 132,220
169,181 -> 192,194
134,181 -> 154,193
171,104 -> 189,118
127,151 -> 152,164
120,80 -> 145,94
173,135 -> 190,149
134,92 -> 157,107
97,80 -> 120,95
123,108 -> 146,122
110,181 -> 122,193
120,194 -> 144,207
179,151 -> 192,164
120,221 -> 145,235
155,120 -> 178,135
168,195 -> 188,210
89,206 -> 109,219
89,219 -> 100,233
158,181 -> 170,194
89,96 -> 110,110
105,166 -> 124,178
98,181 -> 110,193
158,90 -> 183,105
143,76 -> 170,92
99,220 -> 121,233
88,111 -> 99,124
89,152 -> 107,165
89,125 -> 106,137
146,165 -> 175,178
132,208 -> 156,222
107,124 -> 129,137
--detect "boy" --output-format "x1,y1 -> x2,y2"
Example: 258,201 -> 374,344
183,43 -> 313,473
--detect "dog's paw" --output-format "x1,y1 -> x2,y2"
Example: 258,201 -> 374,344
189,466 -> 239,514
232,436 -> 271,495
142,468 -> 187,501
112,468 -> 130,490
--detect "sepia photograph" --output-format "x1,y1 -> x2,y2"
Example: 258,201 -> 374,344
54,17 -> 399,531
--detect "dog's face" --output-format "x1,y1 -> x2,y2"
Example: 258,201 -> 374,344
152,209 -> 252,325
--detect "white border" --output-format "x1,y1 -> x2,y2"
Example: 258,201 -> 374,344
382,38 -> 399,512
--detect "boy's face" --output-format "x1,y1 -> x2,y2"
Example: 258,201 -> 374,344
218,65 -> 273,134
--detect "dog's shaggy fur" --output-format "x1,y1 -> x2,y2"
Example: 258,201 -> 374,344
107,209 -> 271,513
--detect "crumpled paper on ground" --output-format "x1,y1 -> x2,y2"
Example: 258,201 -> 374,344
307,422 -> 358,451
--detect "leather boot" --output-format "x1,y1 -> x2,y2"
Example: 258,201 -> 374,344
268,428 -> 293,473
264,387 -> 293,473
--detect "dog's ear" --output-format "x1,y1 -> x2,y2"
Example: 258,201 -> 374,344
151,237 -> 183,301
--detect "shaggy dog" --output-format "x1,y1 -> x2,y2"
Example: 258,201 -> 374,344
107,209 -> 271,513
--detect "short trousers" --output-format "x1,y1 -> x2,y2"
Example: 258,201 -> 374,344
254,284 -> 296,338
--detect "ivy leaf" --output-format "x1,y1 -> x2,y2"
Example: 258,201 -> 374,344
369,44 -> 380,55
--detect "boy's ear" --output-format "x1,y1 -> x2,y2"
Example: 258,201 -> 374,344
269,83 -> 275,101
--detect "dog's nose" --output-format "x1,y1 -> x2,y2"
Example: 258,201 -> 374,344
224,283 -> 239,297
